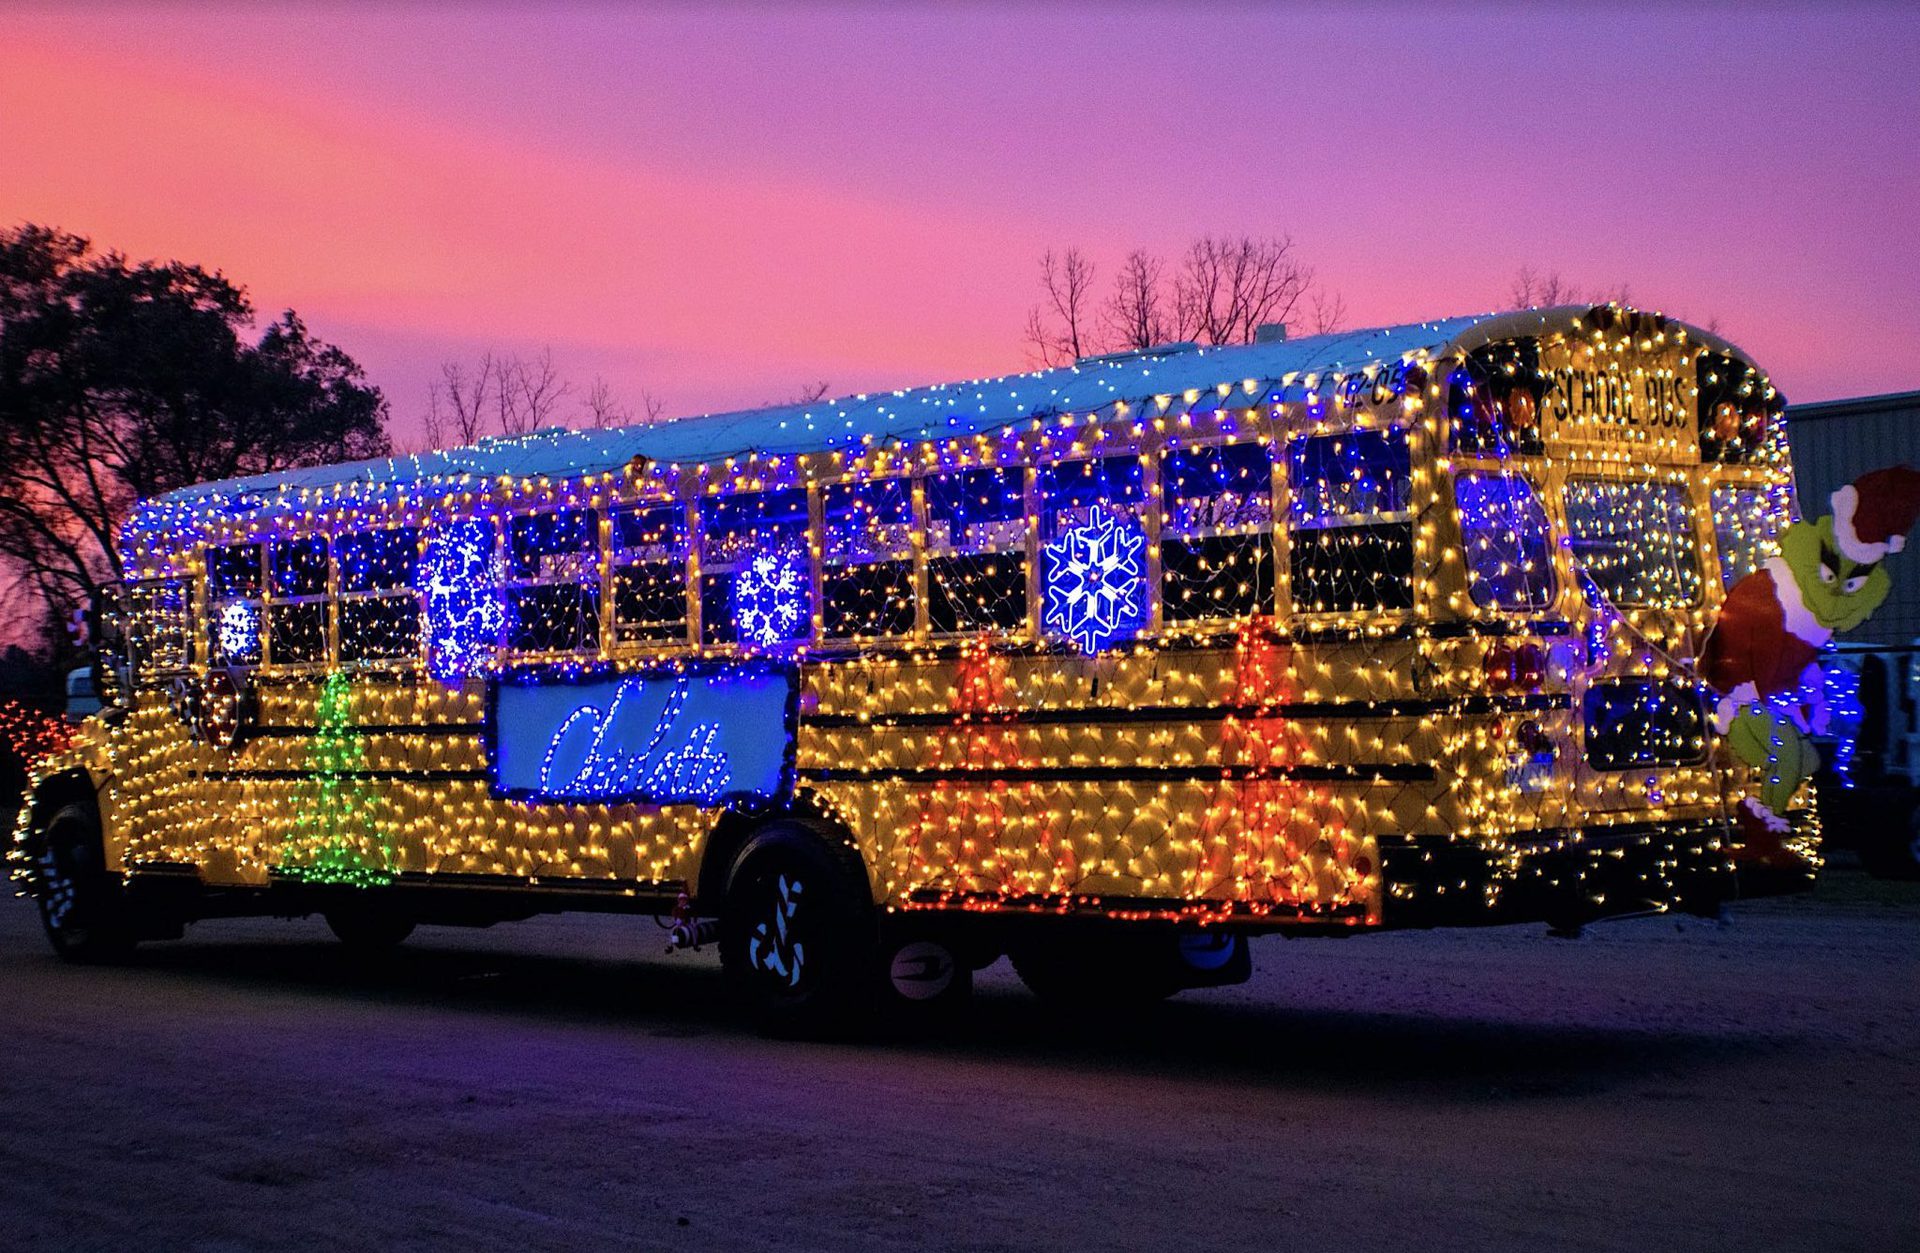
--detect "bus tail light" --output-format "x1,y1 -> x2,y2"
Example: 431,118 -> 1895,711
1485,641 -> 1547,692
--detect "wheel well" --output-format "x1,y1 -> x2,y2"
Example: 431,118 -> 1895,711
18,769 -> 103,896
694,797 -> 866,913
27,769 -> 99,842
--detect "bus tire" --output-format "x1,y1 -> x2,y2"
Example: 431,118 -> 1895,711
30,802 -> 134,964
1009,929 -> 1187,1009
324,908 -> 416,952
719,821 -> 877,1035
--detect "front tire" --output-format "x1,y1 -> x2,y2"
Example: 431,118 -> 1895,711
31,802 -> 134,964
325,908 -> 416,952
719,822 -> 877,1035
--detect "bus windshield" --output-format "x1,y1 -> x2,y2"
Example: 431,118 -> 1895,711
1564,477 -> 1702,608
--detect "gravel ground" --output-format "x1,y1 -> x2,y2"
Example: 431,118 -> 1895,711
0,867 -> 1914,1253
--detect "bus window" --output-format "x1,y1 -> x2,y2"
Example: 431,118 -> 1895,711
128,580 -> 190,677
1564,478 -> 1701,607
1454,472 -> 1556,610
267,536 -> 329,665
205,542 -> 263,666
336,527 -> 421,664
507,509 -> 601,654
926,467 -> 1027,635
700,489 -> 810,647
1040,455 -> 1149,647
1040,456 -> 1146,534
1711,483 -> 1785,588
1287,427 -> 1413,613
610,503 -> 689,645
1160,442 -> 1274,624
820,478 -> 915,641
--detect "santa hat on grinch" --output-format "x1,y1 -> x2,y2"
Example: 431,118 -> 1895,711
1830,465 -> 1920,564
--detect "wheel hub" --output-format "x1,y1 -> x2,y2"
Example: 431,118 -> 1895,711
748,873 -> 806,987
36,844 -> 76,931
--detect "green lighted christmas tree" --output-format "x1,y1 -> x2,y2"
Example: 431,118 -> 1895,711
279,671 -> 394,887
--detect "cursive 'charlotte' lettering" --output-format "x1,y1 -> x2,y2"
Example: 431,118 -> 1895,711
537,675 -> 732,804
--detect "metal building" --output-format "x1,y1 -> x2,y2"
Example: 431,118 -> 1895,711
1789,390 -> 1920,644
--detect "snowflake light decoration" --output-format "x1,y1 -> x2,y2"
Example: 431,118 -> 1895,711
1043,509 -> 1148,653
419,520 -> 505,682
216,600 -> 259,663
732,546 -> 809,647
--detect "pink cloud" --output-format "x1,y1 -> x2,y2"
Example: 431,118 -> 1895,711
3,3 -> 1916,446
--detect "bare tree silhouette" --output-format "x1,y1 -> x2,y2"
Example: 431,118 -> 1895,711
424,350 -> 664,447
1022,247 -> 1099,367
1026,234 -> 1334,361
1100,250 -> 1173,353
1172,234 -> 1314,347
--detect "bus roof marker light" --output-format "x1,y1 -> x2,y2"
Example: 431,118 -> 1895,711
1042,509 -> 1148,654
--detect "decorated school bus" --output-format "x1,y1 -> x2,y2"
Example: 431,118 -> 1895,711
14,304 -> 1806,1029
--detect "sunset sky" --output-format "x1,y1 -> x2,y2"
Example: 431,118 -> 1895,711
4,3 -> 1917,443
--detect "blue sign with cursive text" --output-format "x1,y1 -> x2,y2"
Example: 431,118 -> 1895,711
486,662 -> 797,807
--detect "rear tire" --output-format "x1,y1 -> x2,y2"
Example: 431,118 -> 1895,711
324,908 -> 415,952
1010,932 -> 1181,1009
31,802 -> 134,964
1011,928 -> 1252,1008
719,821 -> 877,1036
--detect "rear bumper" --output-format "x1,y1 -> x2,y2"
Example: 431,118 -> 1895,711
1379,820 -> 1743,930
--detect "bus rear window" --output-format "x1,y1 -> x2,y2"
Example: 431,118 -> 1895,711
1288,427 -> 1412,614
1454,472 -> 1555,610
1564,479 -> 1701,607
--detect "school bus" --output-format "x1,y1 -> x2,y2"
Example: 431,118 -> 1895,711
13,304 -> 1801,1029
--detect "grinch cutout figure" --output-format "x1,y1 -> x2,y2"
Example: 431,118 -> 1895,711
1700,465 -> 1920,869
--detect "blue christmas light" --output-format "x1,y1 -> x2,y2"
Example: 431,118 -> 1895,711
1821,661 -> 1864,789
1043,509 -> 1147,653
731,546 -> 809,647
419,520 -> 504,682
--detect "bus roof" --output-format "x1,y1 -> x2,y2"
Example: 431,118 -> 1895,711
144,305 -> 1752,513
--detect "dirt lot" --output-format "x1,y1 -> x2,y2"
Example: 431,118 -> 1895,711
0,866 -> 1914,1253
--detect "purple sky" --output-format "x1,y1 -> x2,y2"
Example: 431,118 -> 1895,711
4,3 -> 1918,443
